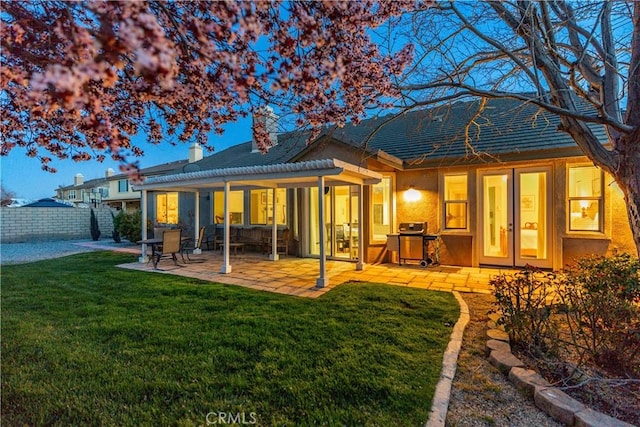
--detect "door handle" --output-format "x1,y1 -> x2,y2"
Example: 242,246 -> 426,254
508,223 -> 513,232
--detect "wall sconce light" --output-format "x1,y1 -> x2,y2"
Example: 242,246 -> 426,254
404,185 -> 421,202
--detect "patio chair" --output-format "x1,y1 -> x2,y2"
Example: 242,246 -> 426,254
180,226 -> 207,262
264,228 -> 290,256
153,229 -> 182,269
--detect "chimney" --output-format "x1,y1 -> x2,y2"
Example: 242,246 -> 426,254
105,168 -> 115,178
189,143 -> 203,163
252,106 -> 279,153
74,173 -> 84,186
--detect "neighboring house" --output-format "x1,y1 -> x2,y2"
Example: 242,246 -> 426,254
57,146 -> 199,212
102,156 -> 194,212
23,198 -> 73,208
56,173 -> 109,207
136,99 -> 635,271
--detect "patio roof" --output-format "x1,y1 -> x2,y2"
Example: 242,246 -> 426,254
135,158 -> 382,192
134,158 -> 382,289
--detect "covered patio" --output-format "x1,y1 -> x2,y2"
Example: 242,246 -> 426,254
135,158 -> 383,288
118,250 -> 501,298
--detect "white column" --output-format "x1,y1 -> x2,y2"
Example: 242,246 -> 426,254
316,177 -> 328,288
221,181 -> 232,273
270,188 -> 279,261
138,189 -> 149,263
356,183 -> 364,271
193,190 -> 202,254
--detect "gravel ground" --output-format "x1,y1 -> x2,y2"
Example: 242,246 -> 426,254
0,240 -> 136,265
446,293 -> 562,427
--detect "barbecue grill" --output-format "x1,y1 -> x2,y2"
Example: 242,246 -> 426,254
395,222 -> 439,267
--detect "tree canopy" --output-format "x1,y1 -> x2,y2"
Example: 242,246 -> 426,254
1,0 -> 422,174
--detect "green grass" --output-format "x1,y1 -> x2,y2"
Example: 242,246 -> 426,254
2,252 -> 459,426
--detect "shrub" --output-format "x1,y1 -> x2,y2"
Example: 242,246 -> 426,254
90,208 -> 101,241
490,265 -> 559,353
558,254 -> 640,375
111,210 -> 122,243
115,210 -> 143,243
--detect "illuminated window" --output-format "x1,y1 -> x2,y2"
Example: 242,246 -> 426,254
372,176 -> 392,241
444,174 -> 468,229
250,189 -> 286,225
568,166 -> 602,231
213,191 -> 245,224
156,192 -> 179,224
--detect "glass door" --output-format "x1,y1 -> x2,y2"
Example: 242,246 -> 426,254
515,168 -> 552,268
478,168 -> 552,268
479,171 -> 514,266
308,186 -> 359,259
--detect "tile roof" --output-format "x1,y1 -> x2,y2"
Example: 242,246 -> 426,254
328,98 -> 608,165
186,97 -> 609,171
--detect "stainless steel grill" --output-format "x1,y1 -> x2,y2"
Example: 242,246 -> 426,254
396,222 -> 439,267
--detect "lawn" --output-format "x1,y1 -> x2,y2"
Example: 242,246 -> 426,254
1,252 -> 459,426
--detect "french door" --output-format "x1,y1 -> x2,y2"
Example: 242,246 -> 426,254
478,167 -> 552,268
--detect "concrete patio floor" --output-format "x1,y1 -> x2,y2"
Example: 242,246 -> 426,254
117,249 -> 510,298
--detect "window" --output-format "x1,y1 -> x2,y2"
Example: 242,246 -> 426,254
444,174 -> 468,229
568,165 -> 602,231
156,192 -> 179,224
250,189 -> 286,225
213,191 -> 245,224
118,179 -> 129,193
372,176 -> 392,241
68,190 -> 76,200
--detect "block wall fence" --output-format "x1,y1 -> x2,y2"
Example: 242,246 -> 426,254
1,207 -> 116,243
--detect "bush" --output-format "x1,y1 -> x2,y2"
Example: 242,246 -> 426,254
490,265 -> 559,353
558,254 -> 640,375
492,254 -> 640,376
90,208 -> 101,241
111,210 -> 122,243
115,210 -> 143,243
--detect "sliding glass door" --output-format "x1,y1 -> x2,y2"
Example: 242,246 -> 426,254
308,186 -> 359,259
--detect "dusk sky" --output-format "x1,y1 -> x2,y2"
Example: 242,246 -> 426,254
1,116 -> 254,201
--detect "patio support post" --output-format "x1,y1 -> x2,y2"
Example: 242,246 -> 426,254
316,176 -> 329,288
193,190 -> 202,255
139,189 -> 149,263
221,181 -> 232,274
270,187 -> 279,261
356,183 -> 364,271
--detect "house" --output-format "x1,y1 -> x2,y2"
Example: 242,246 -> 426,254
57,147 -> 199,211
135,99 -> 635,278
102,157 -> 194,212
56,173 -> 109,207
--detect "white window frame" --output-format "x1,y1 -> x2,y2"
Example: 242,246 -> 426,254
442,173 -> 469,231
370,175 -> 394,243
567,165 -> 603,232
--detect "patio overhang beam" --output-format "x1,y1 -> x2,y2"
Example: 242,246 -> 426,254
135,159 -> 382,193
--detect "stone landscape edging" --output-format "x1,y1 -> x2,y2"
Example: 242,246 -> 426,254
425,291 -> 470,427
485,314 -> 635,427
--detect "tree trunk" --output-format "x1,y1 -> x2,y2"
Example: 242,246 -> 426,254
615,129 -> 640,258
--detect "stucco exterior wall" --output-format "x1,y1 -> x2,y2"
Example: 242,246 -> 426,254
1,207 -> 115,243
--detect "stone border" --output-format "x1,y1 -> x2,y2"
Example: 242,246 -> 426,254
485,315 -> 634,427
426,291 -> 470,427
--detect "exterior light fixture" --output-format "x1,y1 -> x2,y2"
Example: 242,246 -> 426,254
404,185 -> 421,202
